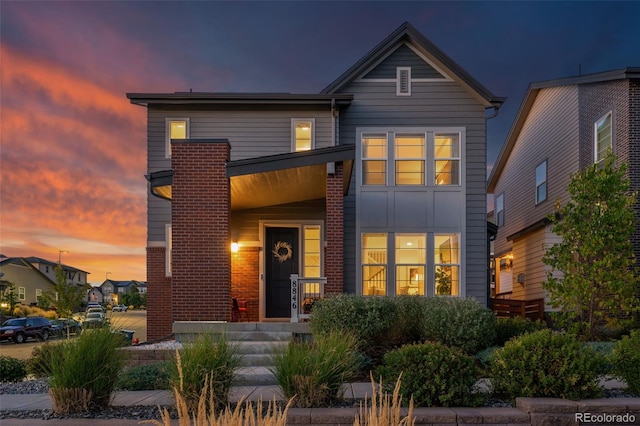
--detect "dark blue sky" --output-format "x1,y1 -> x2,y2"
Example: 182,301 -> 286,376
1,0 -> 639,281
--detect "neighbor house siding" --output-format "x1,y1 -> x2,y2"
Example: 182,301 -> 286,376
511,226 -> 548,301
337,79 -> 487,301
493,86 -> 580,258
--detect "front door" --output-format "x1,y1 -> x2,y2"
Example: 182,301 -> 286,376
265,227 -> 299,318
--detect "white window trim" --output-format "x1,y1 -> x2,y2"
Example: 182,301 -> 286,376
495,193 -> 504,226
165,118 -> 190,159
18,287 -> 26,301
594,111 -> 612,164
434,133 -> 461,186
361,133 -> 389,186
396,67 -> 411,96
165,224 -> 172,277
535,160 -> 547,204
291,118 -> 315,152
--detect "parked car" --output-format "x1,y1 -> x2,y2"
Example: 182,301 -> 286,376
0,317 -> 52,343
112,304 -> 128,312
86,306 -> 105,314
82,312 -> 107,329
50,318 -> 82,337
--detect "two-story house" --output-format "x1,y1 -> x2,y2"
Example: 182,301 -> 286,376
99,279 -> 146,304
0,256 -> 90,307
128,22 -> 504,340
487,68 -> 640,311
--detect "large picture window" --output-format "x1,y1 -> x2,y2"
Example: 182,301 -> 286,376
395,234 -> 426,295
434,133 -> 460,185
362,233 -> 387,295
362,134 -> 388,185
594,112 -> 612,164
434,234 -> 460,296
395,134 -> 425,185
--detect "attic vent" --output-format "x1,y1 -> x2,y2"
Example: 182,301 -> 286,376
397,67 -> 411,96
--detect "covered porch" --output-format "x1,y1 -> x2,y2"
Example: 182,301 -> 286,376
146,141 -> 353,337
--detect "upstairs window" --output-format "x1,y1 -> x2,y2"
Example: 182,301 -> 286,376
434,133 -> 460,185
362,134 -> 388,185
495,193 -> 504,226
535,160 -> 547,204
292,119 -> 314,152
166,118 -> 189,158
395,134 -> 425,185
594,112 -> 612,164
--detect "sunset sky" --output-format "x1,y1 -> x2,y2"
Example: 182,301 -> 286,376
1,1 -> 638,285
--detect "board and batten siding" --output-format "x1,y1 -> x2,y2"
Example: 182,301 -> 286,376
337,79 -> 488,302
493,86 -> 580,258
146,107 -> 333,244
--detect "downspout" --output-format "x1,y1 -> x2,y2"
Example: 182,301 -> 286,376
331,98 -> 337,146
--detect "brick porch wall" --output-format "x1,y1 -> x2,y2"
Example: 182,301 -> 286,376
146,247 -> 172,340
231,247 -> 260,321
171,139 -> 232,322
325,162 -> 344,294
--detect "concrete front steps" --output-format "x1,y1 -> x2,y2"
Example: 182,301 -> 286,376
173,321 -> 311,386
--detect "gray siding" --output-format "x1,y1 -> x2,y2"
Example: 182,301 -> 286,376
337,78 -> 488,302
362,44 -> 445,79
147,108 -> 333,243
493,86 -> 580,258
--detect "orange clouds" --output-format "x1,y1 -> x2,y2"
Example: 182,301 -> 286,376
1,43 -> 149,283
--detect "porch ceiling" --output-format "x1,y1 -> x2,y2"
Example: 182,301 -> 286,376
231,164 -> 326,210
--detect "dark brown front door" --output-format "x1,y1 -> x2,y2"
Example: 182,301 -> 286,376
265,227 -> 299,318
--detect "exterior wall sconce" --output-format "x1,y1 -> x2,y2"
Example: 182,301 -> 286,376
231,242 -> 239,253
517,273 -> 525,284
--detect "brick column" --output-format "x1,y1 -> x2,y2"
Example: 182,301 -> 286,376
325,162 -> 344,293
146,247 -> 172,340
231,247 -> 260,321
171,139 -> 232,322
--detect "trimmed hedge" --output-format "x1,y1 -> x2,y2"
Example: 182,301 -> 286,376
0,355 -> 27,383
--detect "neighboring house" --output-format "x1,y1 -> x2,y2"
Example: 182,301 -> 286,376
25,256 -> 90,287
99,279 -> 145,304
87,286 -> 104,304
0,257 -> 89,307
128,22 -> 504,340
487,68 -> 640,309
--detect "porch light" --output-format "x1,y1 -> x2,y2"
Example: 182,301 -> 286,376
231,242 -> 239,253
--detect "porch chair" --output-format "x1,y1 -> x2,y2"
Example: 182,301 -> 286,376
232,298 -> 249,322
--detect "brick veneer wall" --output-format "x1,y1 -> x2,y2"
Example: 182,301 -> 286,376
231,247 -> 260,321
146,247 -> 172,340
325,162 -> 344,294
171,139 -> 232,322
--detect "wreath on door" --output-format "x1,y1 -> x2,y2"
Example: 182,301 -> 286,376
272,241 -> 293,263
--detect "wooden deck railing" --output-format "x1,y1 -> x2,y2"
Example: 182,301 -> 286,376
490,297 -> 545,321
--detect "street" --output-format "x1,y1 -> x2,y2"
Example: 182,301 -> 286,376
0,310 -> 147,360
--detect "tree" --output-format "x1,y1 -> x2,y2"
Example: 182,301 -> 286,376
1,283 -> 19,316
122,285 -> 142,308
41,266 -> 89,338
542,153 -> 640,340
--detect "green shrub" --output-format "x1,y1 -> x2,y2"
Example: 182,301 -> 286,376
494,316 -> 547,346
391,295 -> 427,345
376,342 -> 483,407
271,331 -> 360,407
117,362 -> 171,391
490,329 -> 606,401
309,294 -> 397,361
420,297 -> 496,354
0,355 -> 27,382
46,327 -> 130,413
27,343 -> 65,378
611,329 -> 640,394
168,333 -> 242,411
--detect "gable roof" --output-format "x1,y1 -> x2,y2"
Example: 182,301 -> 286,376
321,22 -> 504,108
0,257 -> 56,286
25,256 -> 90,274
487,67 -> 640,192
